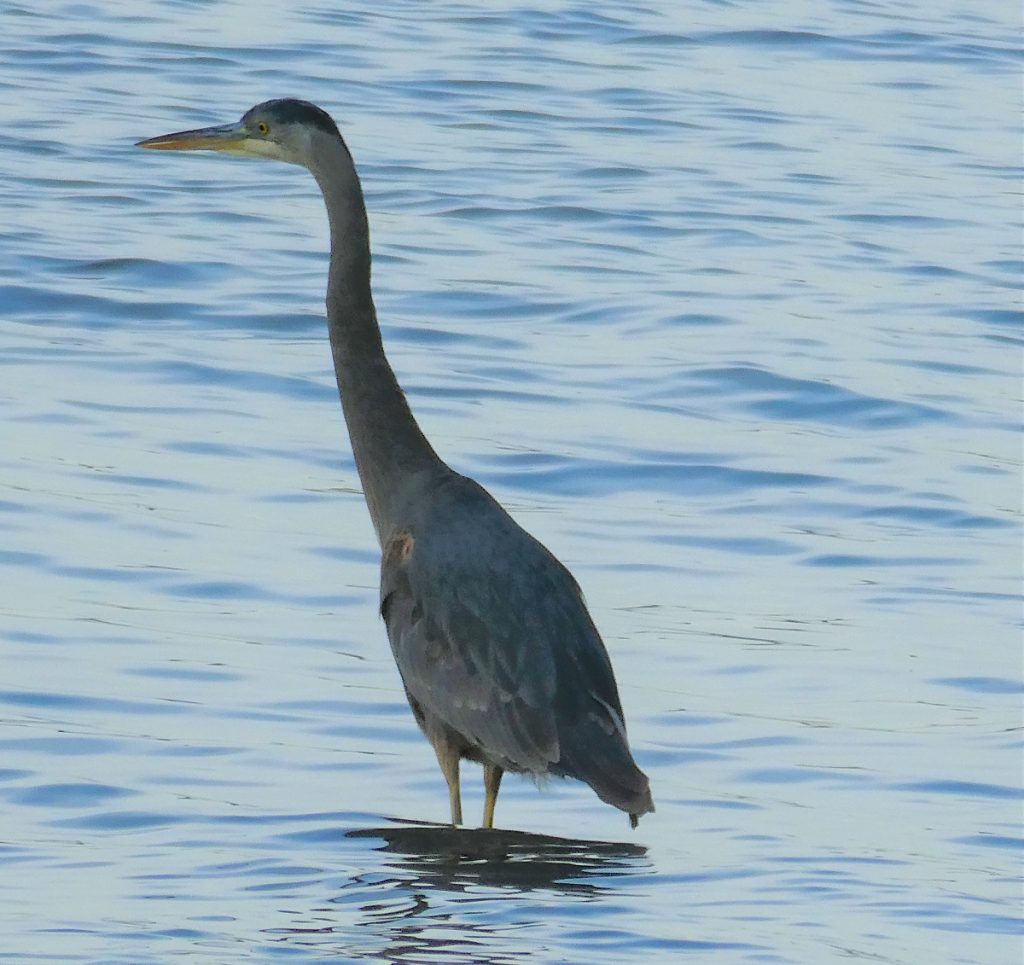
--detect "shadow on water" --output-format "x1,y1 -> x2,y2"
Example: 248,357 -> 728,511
346,817 -> 648,895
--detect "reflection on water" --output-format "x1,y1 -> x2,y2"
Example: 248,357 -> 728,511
346,819 -> 648,895
256,821 -> 652,963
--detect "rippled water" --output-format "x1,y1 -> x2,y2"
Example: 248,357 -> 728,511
1,2 -> 1021,963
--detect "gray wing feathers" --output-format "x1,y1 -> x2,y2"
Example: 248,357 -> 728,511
380,483 -> 566,771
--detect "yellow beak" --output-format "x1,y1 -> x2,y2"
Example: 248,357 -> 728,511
136,121 -> 249,154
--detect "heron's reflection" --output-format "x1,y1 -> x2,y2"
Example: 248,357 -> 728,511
345,818 -> 648,896
264,820 -> 651,963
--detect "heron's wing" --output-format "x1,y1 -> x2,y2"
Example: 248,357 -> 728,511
379,476 -> 615,772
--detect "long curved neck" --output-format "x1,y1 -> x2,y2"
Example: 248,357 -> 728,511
309,136 -> 444,544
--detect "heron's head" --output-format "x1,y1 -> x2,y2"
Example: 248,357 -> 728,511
136,98 -> 342,168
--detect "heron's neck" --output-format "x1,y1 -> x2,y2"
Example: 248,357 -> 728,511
311,141 -> 444,544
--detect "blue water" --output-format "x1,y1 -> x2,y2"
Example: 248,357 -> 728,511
1,2 -> 1021,963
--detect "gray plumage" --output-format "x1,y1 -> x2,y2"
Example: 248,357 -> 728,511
137,98 -> 654,829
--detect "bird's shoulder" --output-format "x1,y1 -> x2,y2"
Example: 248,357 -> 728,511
385,470 -> 581,608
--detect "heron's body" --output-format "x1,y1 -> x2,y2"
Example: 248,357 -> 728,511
138,99 -> 654,828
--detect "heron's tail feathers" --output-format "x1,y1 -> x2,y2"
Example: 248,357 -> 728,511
550,725 -> 654,827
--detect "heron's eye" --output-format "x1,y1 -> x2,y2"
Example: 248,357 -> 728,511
257,121 -> 269,135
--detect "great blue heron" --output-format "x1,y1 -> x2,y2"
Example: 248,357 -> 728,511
137,99 -> 654,829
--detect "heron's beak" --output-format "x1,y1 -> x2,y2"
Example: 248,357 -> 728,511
136,121 -> 250,155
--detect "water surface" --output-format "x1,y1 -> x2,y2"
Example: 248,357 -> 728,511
0,2 -> 1020,963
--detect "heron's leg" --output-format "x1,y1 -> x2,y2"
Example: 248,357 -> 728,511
447,766 -> 463,827
433,741 -> 462,826
482,764 -> 503,829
